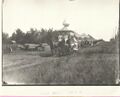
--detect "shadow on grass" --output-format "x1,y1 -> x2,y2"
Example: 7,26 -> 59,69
39,52 -> 53,57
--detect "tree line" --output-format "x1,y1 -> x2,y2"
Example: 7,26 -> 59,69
3,27 -> 120,45
2,28 -> 59,45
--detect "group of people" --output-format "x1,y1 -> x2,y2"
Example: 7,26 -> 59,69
52,33 -> 79,56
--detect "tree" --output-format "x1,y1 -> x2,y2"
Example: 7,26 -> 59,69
39,28 -> 48,43
2,32 -> 10,44
11,28 -> 25,44
24,28 -> 40,43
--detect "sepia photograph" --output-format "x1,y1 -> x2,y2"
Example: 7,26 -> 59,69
2,0 -> 119,85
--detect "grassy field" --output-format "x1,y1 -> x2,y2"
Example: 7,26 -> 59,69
2,41 -> 119,85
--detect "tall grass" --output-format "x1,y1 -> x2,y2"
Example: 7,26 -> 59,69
3,41 -> 119,85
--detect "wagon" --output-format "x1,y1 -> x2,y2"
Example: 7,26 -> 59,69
24,43 -> 43,51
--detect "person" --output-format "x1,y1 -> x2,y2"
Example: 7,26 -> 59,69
9,45 -> 13,53
66,35 -> 71,54
57,35 -> 66,56
58,35 -> 65,47
70,35 -> 79,54
47,32 -> 54,55
58,35 -> 63,42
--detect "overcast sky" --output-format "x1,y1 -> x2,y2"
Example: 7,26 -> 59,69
3,0 -> 119,41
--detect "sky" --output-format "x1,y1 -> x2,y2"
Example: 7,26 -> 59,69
3,0 -> 119,41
